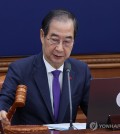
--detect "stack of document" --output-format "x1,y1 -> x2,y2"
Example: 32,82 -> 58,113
43,123 -> 86,131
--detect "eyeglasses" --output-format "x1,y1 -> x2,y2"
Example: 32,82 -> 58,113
47,37 -> 74,47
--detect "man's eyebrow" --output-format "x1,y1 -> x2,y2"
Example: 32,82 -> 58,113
50,33 -> 59,37
65,36 -> 73,39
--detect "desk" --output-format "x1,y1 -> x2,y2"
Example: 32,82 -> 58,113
52,129 -> 120,134
5,129 -> 119,134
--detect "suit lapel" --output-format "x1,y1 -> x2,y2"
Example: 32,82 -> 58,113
58,61 -> 75,122
33,54 -> 54,121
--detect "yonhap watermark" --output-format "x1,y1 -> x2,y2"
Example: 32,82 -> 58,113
89,122 -> 120,130
89,122 -> 98,130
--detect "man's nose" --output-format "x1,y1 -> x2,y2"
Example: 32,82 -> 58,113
55,42 -> 64,51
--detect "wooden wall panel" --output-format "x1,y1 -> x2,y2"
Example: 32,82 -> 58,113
72,54 -> 120,78
1,54 -> 120,78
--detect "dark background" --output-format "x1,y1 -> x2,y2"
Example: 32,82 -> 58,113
0,0 -> 120,57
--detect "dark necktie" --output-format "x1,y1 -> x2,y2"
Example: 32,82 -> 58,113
51,70 -> 61,121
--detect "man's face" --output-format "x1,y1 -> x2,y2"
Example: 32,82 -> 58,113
40,19 -> 74,69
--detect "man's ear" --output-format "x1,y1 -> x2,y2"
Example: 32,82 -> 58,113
40,29 -> 44,44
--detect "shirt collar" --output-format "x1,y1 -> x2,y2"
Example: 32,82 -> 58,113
43,55 -> 64,73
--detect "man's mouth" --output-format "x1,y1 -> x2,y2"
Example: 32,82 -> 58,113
53,54 -> 64,58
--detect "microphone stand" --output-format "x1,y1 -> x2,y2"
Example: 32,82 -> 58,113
67,69 -> 74,130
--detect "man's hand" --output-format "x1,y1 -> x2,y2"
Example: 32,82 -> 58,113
0,110 -> 10,128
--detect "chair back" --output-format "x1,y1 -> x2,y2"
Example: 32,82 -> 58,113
0,75 -> 5,89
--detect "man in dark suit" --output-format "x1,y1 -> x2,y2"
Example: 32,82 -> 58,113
0,9 -> 91,125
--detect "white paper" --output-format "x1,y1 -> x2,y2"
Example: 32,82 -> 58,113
43,123 -> 86,130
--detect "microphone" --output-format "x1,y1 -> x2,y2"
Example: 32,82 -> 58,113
65,63 -> 74,130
